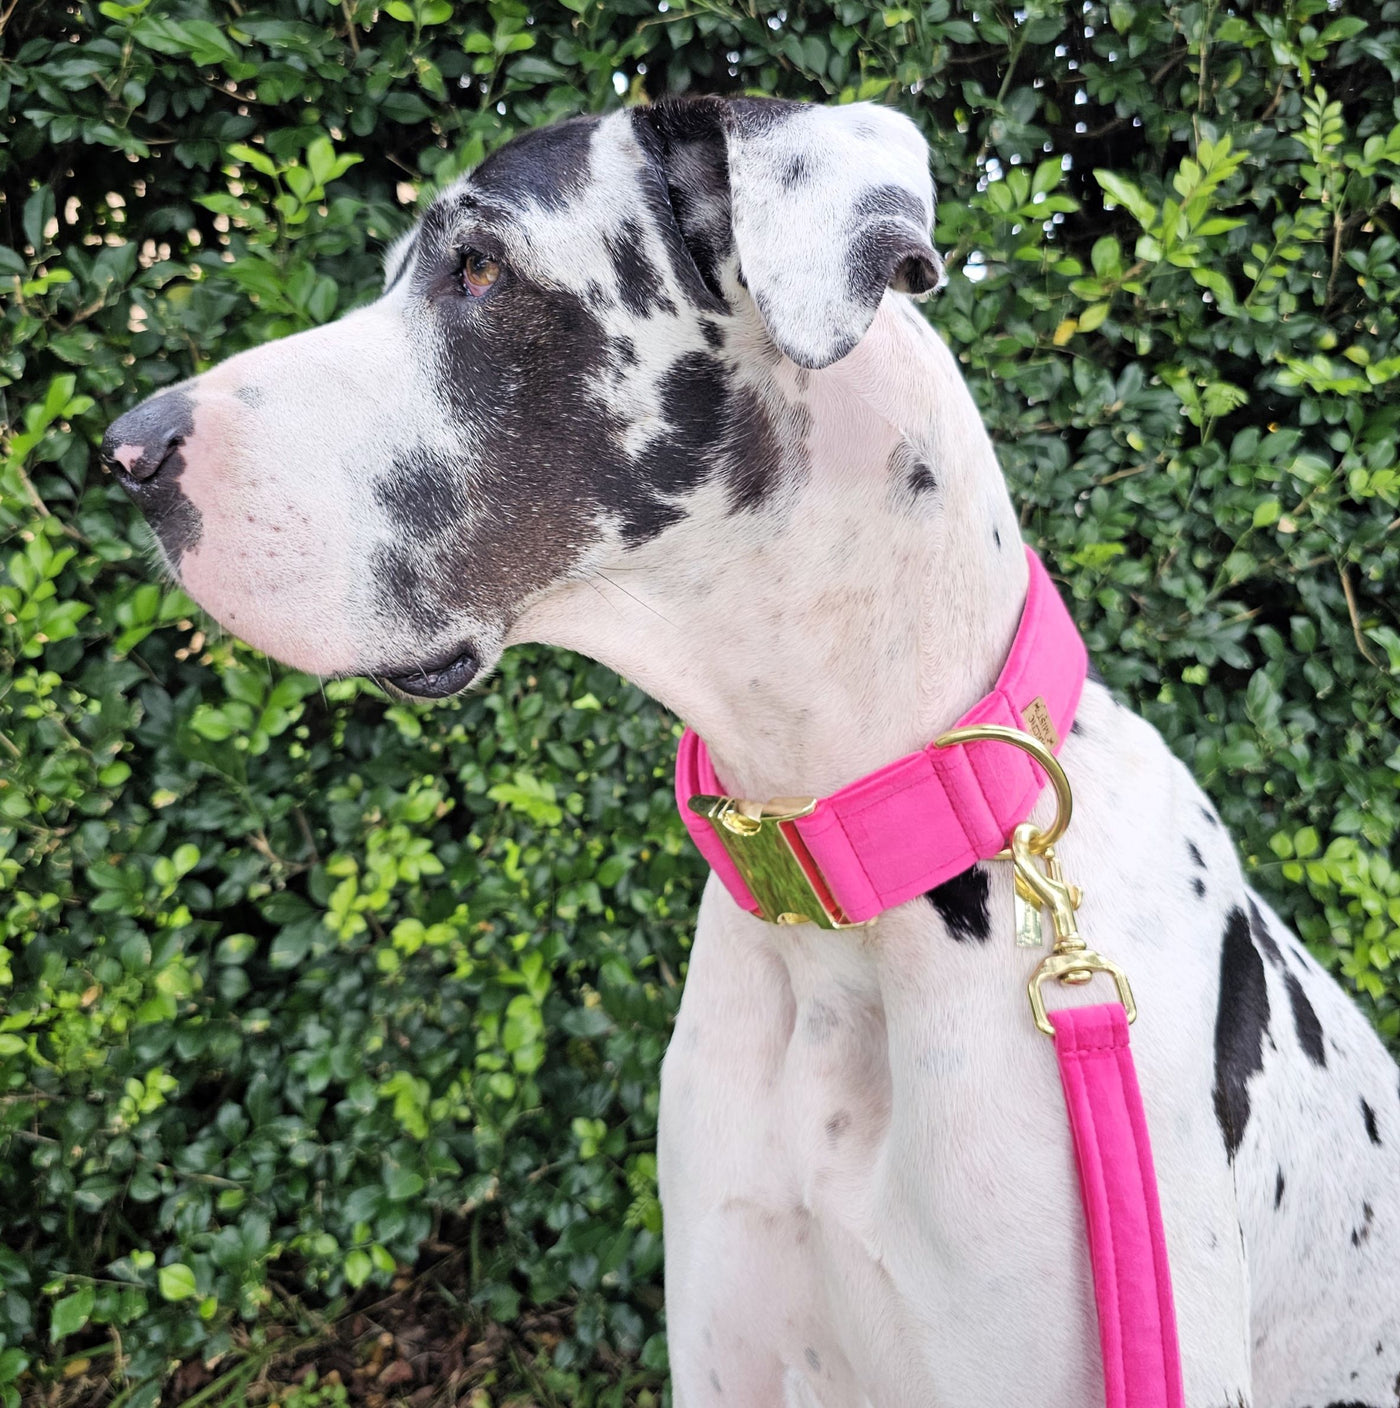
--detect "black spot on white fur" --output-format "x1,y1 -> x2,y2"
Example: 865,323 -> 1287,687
908,462 -> 937,494
1362,1097 -> 1382,1146
605,216 -> 676,318
1275,1167 -> 1285,1209
374,447 -> 473,540
825,1110 -> 851,1142
1351,1201 -> 1376,1247
925,865 -> 991,943
1248,898 -> 1286,968
368,542 -> 445,639
1284,969 -> 1326,1067
1213,906 -> 1270,1160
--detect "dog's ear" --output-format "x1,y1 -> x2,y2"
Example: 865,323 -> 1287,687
635,97 -> 943,369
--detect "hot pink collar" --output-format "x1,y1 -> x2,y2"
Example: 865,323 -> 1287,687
676,546 -> 1088,926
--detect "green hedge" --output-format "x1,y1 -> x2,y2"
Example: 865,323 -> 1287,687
3,0 -> 1399,1402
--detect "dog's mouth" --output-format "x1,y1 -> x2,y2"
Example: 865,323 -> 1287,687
377,643 -> 481,699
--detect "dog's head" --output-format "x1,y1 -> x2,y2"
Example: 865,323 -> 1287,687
103,97 -> 941,696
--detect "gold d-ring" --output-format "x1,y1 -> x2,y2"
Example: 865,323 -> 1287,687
933,724 -> 1072,854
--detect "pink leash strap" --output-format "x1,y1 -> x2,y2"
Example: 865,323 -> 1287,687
1049,1004 -> 1186,1408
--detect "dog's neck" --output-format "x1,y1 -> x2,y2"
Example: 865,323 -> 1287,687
513,298 -> 1028,801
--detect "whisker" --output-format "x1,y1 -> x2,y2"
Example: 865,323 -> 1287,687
593,571 -> 676,628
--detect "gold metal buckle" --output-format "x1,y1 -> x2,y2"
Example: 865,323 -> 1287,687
686,795 -> 866,929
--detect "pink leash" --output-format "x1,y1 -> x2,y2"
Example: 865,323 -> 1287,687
674,546 -> 1187,1405
1051,1005 -> 1186,1408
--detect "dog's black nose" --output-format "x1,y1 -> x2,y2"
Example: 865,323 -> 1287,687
102,393 -> 193,494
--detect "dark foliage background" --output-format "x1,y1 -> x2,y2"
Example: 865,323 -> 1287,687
2,0 -> 1398,1402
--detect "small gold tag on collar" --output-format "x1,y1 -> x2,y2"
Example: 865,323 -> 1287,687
1021,696 -> 1059,751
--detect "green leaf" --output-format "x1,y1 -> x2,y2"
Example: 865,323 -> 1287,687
343,1249 -> 373,1288
384,1165 -> 425,1202
22,187 -> 55,253
1095,171 -> 1157,229
50,1287 -> 94,1341
158,1264 -> 198,1301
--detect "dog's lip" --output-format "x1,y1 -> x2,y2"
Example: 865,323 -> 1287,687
378,644 -> 480,699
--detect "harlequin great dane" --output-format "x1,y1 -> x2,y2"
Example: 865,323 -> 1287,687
104,96 -> 1400,1407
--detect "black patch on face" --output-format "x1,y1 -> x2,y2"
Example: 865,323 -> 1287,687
1247,897 -> 1285,968
369,542 -> 446,638
1284,969 -> 1326,1067
1192,877 -> 1206,899
472,116 -> 599,213
1187,840 -> 1205,868
700,319 -> 724,350
417,279 -> 620,595
1212,905 -> 1271,1161
718,382 -> 788,515
1362,1097 -> 1382,1146
604,216 -> 677,318
373,446 -> 474,539
146,467 -> 202,567
630,350 -> 789,529
621,351 -> 727,539
925,865 -> 991,943
392,239 -> 797,630
1274,1167 -> 1285,1209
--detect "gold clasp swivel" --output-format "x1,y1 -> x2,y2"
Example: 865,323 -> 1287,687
933,723 -> 1136,1036
1009,822 -> 1136,1036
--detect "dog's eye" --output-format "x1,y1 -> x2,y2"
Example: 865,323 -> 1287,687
461,249 -> 502,297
